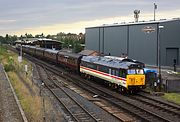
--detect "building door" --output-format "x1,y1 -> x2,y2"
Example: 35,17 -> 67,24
166,48 -> 179,66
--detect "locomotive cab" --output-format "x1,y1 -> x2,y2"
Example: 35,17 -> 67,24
126,68 -> 145,91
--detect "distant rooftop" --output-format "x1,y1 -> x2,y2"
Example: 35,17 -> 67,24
15,38 -> 61,44
79,49 -> 100,56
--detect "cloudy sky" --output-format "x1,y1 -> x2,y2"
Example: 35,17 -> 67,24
0,0 -> 179,36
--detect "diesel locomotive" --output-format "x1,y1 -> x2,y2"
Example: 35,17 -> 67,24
18,45 -> 146,93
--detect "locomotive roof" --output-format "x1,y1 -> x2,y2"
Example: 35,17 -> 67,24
81,56 -> 141,69
58,51 -> 82,58
44,49 -> 59,54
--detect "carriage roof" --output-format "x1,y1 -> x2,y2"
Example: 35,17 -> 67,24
44,49 -> 59,54
58,51 -> 82,59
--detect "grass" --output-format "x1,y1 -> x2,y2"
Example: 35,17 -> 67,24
0,45 -> 45,121
162,93 -> 180,105
8,72 -> 42,121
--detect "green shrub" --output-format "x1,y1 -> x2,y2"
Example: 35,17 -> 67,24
4,56 -> 15,72
4,64 -> 15,72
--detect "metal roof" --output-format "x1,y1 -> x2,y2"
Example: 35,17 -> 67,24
58,51 -> 82,59
44,49 -> 59,54
78,49 -> 100,56
28,45 -> 36,49
81,56 -> 138,69
86,18 -> 180,29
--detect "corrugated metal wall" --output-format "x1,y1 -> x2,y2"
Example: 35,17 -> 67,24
128,24 -> 158,65
159,20 -> 180,66
85,28 -> 100,52
85,20 -> 180,66
104,26 -> 128,56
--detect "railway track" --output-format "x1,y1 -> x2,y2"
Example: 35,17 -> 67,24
65,76 -> 178,122
0,64 -> 25,122
36,65 -> 102,122
33,57 -> 179,122
12,48 -> 180,122
131,92 -> 180,117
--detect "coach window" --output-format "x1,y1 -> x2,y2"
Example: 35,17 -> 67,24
109,69 -> 111,75
99,65 -> 102,72
115,70 -> 119,76
84,62 -> 87,67
97,65 -> 99,70
112,69 -> 115,75
83,62 -> 87,67
73,59 -> 75,64
64,57 -> 67,62
122,70 -> 126,78
81,62 -> 84,66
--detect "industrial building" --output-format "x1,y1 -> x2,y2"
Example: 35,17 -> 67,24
85,19 -> 180,66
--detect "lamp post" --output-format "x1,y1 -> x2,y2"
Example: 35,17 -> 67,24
40,82 -> 46,122
154,3 -> 157,21
158,25 -> 164,91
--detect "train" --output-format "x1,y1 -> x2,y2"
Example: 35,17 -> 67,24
17,45 -> 146,93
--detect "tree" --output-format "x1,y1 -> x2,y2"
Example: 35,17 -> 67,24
11,35 -> 18,45
78,33 -> 85,44
35,33 -> 44,38
73,41 -> 83,53
5,34 -> 9,43
46,34 -> 51,39
25,33 -> 33,38
0,36 -> 5,44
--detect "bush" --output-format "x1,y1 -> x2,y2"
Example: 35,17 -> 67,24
4,56 -> 15,72
4,64 -> 15,72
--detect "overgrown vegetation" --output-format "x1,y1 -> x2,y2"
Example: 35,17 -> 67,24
0,45 -> 47,121
4,56 -> 15,72
62,38 -> 84,53
162,93 -> 180,105
8,72 -> 42,121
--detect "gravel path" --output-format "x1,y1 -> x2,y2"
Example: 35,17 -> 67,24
0,64 -> 24,122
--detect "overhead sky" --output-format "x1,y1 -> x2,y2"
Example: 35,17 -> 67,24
0,0 -> 179,36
